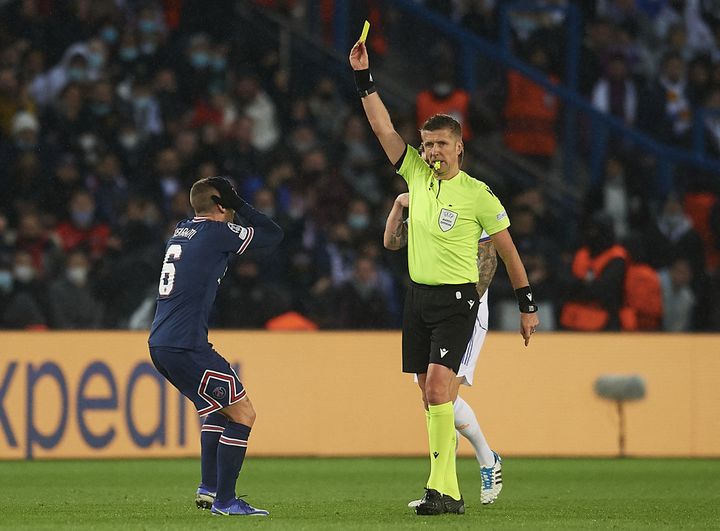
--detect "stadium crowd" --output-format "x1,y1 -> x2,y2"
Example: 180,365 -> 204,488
0,0 -> 719,331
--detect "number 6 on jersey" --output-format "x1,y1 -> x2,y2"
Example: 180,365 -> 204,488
159,243 -> 183,296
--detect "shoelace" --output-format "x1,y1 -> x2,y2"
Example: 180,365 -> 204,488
480,466 -> 494,489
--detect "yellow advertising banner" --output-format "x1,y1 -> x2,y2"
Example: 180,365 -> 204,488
0,332 -> 204,459
1,331 -> 719,459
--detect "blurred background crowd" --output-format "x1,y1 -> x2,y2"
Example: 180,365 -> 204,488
0,0 -> 719,332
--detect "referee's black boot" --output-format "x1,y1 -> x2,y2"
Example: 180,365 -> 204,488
443,494 -> 465,514
415,488 -> 445,515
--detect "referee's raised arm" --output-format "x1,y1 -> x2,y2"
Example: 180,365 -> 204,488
349,40 -> 406,166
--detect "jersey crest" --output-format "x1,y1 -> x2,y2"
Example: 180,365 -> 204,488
438,208 -> 458,232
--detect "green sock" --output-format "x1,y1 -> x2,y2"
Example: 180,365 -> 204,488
426,401 -> 460,499
425,409 -> 431,467
443,428 -> 460,500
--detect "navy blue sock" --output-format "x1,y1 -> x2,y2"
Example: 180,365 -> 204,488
200,412 -> 227,490
216,421 -> 252,503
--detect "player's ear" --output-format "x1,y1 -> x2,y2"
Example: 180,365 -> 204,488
211,195 -> 225,213
456,140 -> 463,156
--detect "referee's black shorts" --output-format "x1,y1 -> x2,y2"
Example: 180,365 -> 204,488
402,281 -> 480,375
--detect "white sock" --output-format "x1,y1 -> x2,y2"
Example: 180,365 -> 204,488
454,395 -> 495,467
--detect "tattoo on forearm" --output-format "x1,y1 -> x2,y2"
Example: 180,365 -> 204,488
476,242 -> 498,296
391,220 -> 408,248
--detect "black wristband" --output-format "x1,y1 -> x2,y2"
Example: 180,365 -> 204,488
354,68 -> 375,97
515,286 -> 538,313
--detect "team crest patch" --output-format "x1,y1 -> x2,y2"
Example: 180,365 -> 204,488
212,386 -> 227,399
438,208 -> 458,232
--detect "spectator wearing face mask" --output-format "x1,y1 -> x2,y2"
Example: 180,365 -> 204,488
416,64 -> 473,141
54,189 -> 111,260
346,197 -> 373,239
12,214 -> 57,278
114,121 -> 145,175
135,4 -> 167,62
2,111 -> 46,209
128,75 -> 163,137
116,30 -> 141,77
87,79 -> 122,144
47,249 -> 103,329
176,33 -> 213,105
29,42 -> 105,107
2,250 -> 49,329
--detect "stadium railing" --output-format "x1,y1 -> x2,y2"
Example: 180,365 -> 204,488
325,0 -> 720,199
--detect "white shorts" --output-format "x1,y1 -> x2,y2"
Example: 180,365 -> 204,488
414,289 -> 488,387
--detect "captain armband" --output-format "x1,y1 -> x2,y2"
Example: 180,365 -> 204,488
515,286 -> 538,313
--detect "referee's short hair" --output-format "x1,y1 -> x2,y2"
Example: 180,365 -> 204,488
190,177 -> 218,215
420,114 -> 462,139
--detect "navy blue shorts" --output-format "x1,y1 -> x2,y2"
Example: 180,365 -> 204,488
149,345 -> 246,416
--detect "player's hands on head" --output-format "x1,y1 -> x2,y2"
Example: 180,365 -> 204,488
207,176 -> 244,211
349,41 -> 369,70
395,193 -> 409,208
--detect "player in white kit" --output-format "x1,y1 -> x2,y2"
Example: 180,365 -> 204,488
384,192 -> 503,506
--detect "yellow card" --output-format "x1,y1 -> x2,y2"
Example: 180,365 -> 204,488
359,20 -> 370,43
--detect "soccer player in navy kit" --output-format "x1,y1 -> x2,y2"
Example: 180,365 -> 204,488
148,176 -> 283,516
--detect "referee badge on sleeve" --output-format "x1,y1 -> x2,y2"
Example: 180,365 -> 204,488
438,208 -> 458,232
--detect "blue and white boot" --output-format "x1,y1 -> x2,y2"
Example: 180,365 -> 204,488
480,451 -> 503,505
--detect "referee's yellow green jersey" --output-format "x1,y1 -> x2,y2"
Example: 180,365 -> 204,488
397,145 -> 510,285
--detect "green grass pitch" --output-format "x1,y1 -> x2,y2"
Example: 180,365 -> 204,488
2,457 -> 719,529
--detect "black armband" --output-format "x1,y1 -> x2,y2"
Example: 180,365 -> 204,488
354,68 -> 376,98
515,286 -> 538,313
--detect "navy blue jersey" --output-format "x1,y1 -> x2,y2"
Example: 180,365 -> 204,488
149,214 -> 282,350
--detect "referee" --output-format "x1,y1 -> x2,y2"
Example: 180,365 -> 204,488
349,40 -> 539,516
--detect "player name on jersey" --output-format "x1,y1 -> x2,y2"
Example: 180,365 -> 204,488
173,227 -> 198,239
